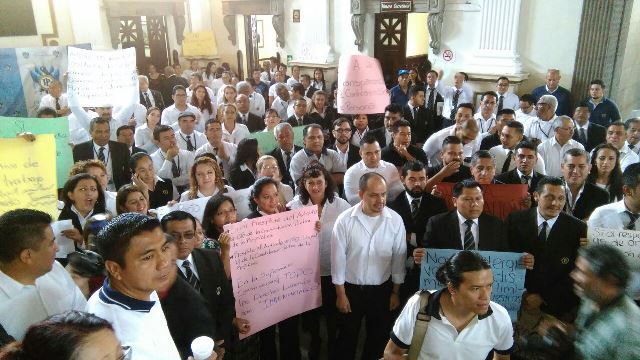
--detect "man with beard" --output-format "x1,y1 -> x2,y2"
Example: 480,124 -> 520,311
329,117 -> 361,168
388,161 -> 447,302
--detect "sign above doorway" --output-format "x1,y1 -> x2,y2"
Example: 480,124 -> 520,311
380,0 -> 413,12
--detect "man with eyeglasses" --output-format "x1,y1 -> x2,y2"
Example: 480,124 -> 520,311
160,210 -> 235,356
524,94 -> 559,146
538,115 -> 584,177
330,117 -> 361,169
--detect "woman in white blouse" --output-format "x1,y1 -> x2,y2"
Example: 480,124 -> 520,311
134,106 -> 160,153
180,155 -> 234,201
256,155 -> 294,204
220,103 -> 250,145
190,84 -> 217,132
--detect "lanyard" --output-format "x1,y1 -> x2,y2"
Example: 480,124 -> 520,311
537,121 -> 552,139
479,118 -> 495,133
179,132 -> 197,149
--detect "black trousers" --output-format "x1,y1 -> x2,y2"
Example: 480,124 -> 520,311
303,275 -> 338,360
259,315 -> 301,360
336,280 -> 392,360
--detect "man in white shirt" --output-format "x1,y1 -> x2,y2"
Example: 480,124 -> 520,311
515,94 -> 538,126
88,213 -> 181,360
271,84 -> 293,122
70,101 -> 137,142
151,125 -> 195,193
385,250 -> 513,360
161,85 -> 202,131
495,76 -> 520,111
174,111 -> 207,152
331,173 -> 407,360
286,65 -> 301,87
538,116 -> 584,177
423,104 -> 480,167
524,94 -> 559,145
236,81 -> 266,117
475,91 -> 498,136
0,209 -> 87,341
343,137 -> 404,205
38,80 -> 69,116
606,121 -> 640,171
195,119 -> 237,177
289,124 -> 347,184
268,70 -> 288,108
490,121 -> 546,175
436,71 -> 474,120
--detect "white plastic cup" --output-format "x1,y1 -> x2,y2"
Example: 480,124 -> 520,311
191,336 -> 215,360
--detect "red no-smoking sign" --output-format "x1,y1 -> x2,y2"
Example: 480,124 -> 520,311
443,49 -> 454,62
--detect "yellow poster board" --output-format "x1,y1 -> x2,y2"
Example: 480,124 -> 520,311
183,31 -> 218,57
0,135 -> 58,218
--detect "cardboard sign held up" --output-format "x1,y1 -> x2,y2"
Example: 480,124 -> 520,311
337,54 -> 389,115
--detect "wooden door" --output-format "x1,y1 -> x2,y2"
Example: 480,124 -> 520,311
146,16 -> 169,69
119,17 -> 146,72
119,16 -> 169,72
374,13 -> 407,88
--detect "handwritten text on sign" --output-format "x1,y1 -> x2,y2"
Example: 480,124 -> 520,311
67,47 -> 138,107
588,227 -> 640,263
436,183 -> 528,220
420,248 -> 526,320
224,206 -> 321,338
337,54 -> 390,114
154,196 -> 210,222
0,135 -> 58,218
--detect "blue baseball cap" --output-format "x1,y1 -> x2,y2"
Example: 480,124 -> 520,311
397,69 -> 409,76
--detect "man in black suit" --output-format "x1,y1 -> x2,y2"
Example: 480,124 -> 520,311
402,85 -> 432,145
161,211 -> 235,348
388,160 -> 447,301
162,65 -> 189,106
268,122 -> 302,189
561,148 -> 609,220
495,141 -> 547,204
480,108 -> 516,150
139,74 -> 165,110
506,176 -> 586,320
329,117 -> 361,168
572,104 -> 606,152
381,119 -> 428,169
236,94 -> 264,132
368,103 -> 403,148
423,70 -> 446,131
73,118 -> 131,190
286,98 -> 312,127
116,125 -> 146,155
426,136 -> 472,184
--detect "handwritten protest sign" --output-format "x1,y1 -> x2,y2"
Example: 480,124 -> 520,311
0,135 -> 58,217
337,54 -> 389,114
153,196 -> 210,222
420,248 -> 526,320
67,47 -> 138,107
588,227 -> 640,263
436,183 -> 528,220
182,31 -> 218,57
248,125 -> 305,154
0,116 -> 72,187
224,206 -> 321,338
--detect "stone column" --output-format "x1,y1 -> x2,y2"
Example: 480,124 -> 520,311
468,0 -> 523,74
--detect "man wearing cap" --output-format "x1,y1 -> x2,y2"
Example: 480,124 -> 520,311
390,69 -> 411,106
175,111 -> 207,152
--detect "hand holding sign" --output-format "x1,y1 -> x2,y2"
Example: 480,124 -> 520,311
337,55 -> 389,114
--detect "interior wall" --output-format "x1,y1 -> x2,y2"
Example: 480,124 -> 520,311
613,0 -> 640,118
406,13 -> 429,57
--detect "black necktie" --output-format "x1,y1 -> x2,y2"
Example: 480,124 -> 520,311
521,174 -> 530,185
629,144 -> 635,150
410,198 -> 420,219
538,221 -> 548,242
186,135 -> 195,151
55,97 -> 61,111
182,260 -> 200,291
171,158 -> 180,177
451,89 -> 461,119
284,151 -> 292,171
413,107 -> 419,119
97,147 -> 105,163
463,219 -> 475,250
626,211 -> 639,230
498,95 -> 504,111
579,128 -> 587,144
143,92 -> 151,108
298,117 -> 303,126
502,150 -> 513,173
241,114 -> 247,124
427,88 -> 435,110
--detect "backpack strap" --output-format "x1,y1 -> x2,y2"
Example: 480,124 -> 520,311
407,290 -> 432,360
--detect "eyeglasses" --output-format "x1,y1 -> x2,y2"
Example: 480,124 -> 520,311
118,346 -> 132,360
333,128 -> 352,133
171,232 -> 195,241
535,103 -> 550,108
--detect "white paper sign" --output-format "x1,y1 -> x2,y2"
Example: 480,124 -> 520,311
154,196 -> 211,222
67,47 -> 138,107
588,226 -> 640,263
52,220 -> 75,258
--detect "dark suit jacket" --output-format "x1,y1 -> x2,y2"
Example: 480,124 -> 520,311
179,248 -> 235,343
566,182 -> 610,220
72,140 -> 131,190
389,191 -> 448,245
329,143 -> 361,168
237,112 -> 265,133
402,104 -> 438,144
381,144 -> 428,168
495,169 -> 546,195
480,133 -> 501,151
572,122 -> 606,152
427,164 -> 472,183
421,211 -> 508,251
162,75 -> 189,106
139,89 -> 165,110
286,114 -> 311,128
305,86 -> 318,99
306,110 -> 336,130
367,127 -> 388,148
268,145 -> 302,189
131,146 -> 147,155
161,274 -> 217,358
506,208 -> 586,317
228,166 -> 256,190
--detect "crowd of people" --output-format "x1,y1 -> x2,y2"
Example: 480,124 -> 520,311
1,58 -> 639,360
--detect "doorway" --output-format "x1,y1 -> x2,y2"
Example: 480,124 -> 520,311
119,16 -> 170,72
374,12 -> 407,88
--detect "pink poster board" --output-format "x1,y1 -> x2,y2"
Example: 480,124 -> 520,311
337,54 -> 390,114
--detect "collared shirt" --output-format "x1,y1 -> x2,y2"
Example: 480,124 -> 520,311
565,183 -> 586,214
422,125 -> 481,167
272,96 -> 293,121
92,142 -> 114,184
588,199 -> 640,229
134,123 -> 159,153
516,169 -> 534,187
39,93 -> 68,110
88,280 -> 181,360
496,91 -> 520,111
176,129 -> 207,151
618,144 -> 639,172
334,143 -> 350,165
587,97 -> 621,127
435,82 -> 474,119
141,89 -> 156,107
343,160 -> 404,205
151,148 -> 195,187
474,113 -> 496,134
288,196 -> 351,276
457,211 -> 479,249
515,108 -> 537,128
0,262 -> 87,340
524,116 -> 558,143
289,147 -> 346,183
176,253 -> 200,280
537,136 -> 584,177
351,127 -> 369,146
625,140 -> 640,155
249,92 -> 266,117
194,141 -> 237,176
160,104 -> 203,131
536,210 -> 559,238
221,123 -> 250,145
331,204 -> 407,285
70,204 -> 94,231
391,289 -> 514,360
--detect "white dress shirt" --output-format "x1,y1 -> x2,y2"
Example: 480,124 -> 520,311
287,196 -> 352,276
271,96 -> 293,121
289,148 -> 347,183
496,91 -> 520,111
176,253 -> 200,279
457,212 -> 479,249
70,102 -> 136,141
343,160 -> 404,205
268,82 -> 290,98
588,199 -> 638,229
475,113 -> 497,135
489,145 -> 547,175
524,116 -> 558,143
221,123 -> 250,145
39,93 -> 68,110
435,82 -> 474,119
194,141 -> 238,176
160,104 -> 202,131
92,142 -> 114,186
134,123 -> 159,153
537,211 -> 559,238
150,148 -> 195,187
618,144 -> 640,172
0,261 -> 87,340
537,137 -> 584,177
175,129 -> 207,152
422,125 -> 481,167
625,141 -> 640,155
351,127 -> 369,147
140,89 -> 157,108
515,109 -> 537,128
331,204 -> 407,285
249,92 -> 266,117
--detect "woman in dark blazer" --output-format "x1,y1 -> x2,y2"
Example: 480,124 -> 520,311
228,138 -> 259,190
